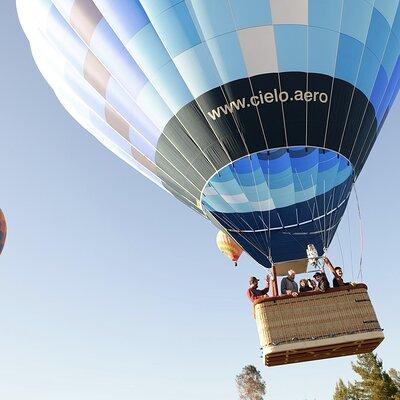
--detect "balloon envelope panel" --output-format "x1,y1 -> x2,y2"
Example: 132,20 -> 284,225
17,0 -> 400,266
203,148 -> 353,267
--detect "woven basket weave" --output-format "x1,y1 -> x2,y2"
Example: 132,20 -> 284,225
253,285 -> 384,366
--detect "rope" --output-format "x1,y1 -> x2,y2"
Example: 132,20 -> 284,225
310,173 -> 327,245
267,154 -> 273,261
353,182 -> 364,282
293,165 -> 325,246
336,231 -> 346,271
325,176 -> 354,246
347,201 -> 355,282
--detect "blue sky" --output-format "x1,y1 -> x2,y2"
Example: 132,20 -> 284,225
0,2 -> 399,400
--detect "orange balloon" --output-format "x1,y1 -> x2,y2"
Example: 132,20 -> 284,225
216,230 -> 243,266
0,210 -> 6,255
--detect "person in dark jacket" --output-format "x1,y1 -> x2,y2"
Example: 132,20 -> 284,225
281,269 -> 298,296
299,278 -> 314,293
246,275 -> 270,302
313,271 -> 330,292
324,257 -> 350,287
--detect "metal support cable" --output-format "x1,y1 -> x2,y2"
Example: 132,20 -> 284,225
353,183 -> 364,282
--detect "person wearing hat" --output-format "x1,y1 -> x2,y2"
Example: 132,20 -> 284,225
246,275 -> 270,302
313,271 -> 330,292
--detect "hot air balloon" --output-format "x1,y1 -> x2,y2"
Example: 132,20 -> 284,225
0,210 -> 6,255
18,0 -> 399,365
216,230 -> 243,266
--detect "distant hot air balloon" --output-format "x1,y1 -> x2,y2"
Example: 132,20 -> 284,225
216,230 -> 243,266
0,210 -> 6,255
18,0 -> 397,366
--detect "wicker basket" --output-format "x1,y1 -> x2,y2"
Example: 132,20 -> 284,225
253,285 -> 384,366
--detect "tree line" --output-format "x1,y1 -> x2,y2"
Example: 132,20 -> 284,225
236,353 -> 399,400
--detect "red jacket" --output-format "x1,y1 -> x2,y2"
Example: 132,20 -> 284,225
246,282 -> 269,302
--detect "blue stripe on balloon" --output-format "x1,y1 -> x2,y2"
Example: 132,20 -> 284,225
274,25 -> 307,72
357,47 -> 381,98
293,167 -> 318,192
338,156 -> 350,171
202,149 -> 353,215
149,60 -> 194,113
341,0 -> 373,43
377,57 -> 400,123
93,0 -> 149,44
127,24 -> 171,78
294,185 -> 317,204
270,184 -> 296,209
335,34 -> 363,87
309,0 -> 343,31
91,19 -> 148,99
374,0 -> 399,26
263,151 -> 290,174
173,42 -> 222,98
207,31 -> 247,84
106,79 -> 160,147
378,57 -> 400,122
229,0 -> 272,29
366,9 -> 391,61
211,179 -> 243,196
382,32 -> 400,78
393,5 -> 400,40
337,163 -> 353,183
231,170 -> 257,188
239,183 -> 269,204
250,157 -> 273,197
150,2 -> 202,58
388,74 -> 400,109
287,147 -> 311,159
260,148 -> 286,161
317,153 -> 339,173
316,165 -> 340,196
370,66 -> 388,111
290,149 -> 319,173
308,27 -> 339,76
139,0 -> 183,17
208,175 -> 352,242
136,82 -> 174,130
269,168 -> 294,190
189,0 -> 235,40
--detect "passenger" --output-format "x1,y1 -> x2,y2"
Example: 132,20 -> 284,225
313,271 -> 330,292
281,269 -> 298,296
299,278 -> 314,293
324,257 -> 350,287
246,275 -> 270,302
308,278 -> 317,290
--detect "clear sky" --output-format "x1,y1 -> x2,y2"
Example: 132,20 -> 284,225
0,2 -> 399,400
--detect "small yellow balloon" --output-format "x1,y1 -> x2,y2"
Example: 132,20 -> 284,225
216,230 -> 243,266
